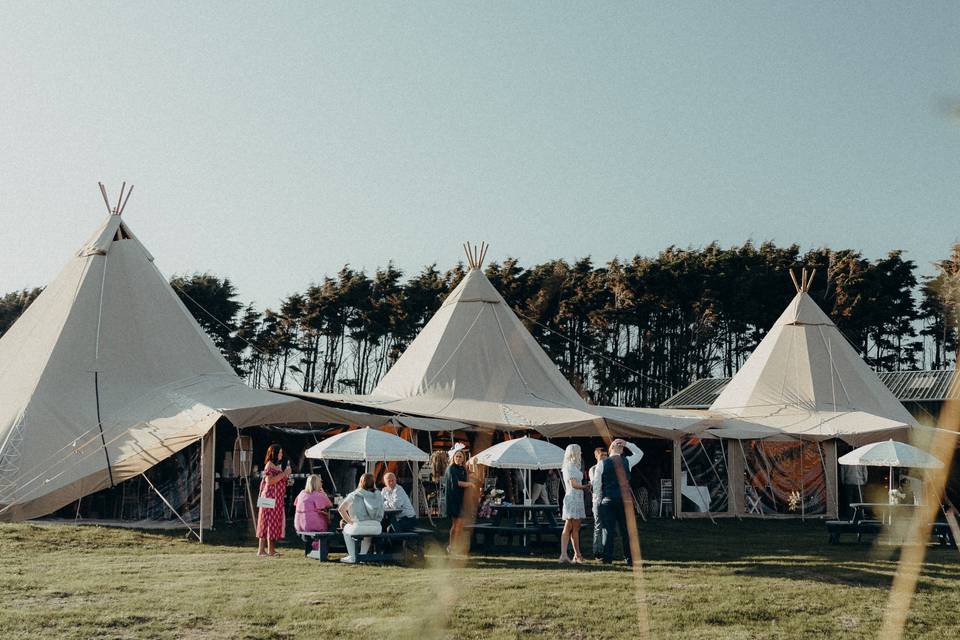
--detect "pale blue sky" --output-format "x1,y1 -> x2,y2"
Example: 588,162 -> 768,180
1,2 -> 958,310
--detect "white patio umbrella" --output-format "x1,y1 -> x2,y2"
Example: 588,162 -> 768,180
470,436 -> 565,503
305,427 -> 429,463
838,439 -> 944,494
470,436 -> 566,470
305,427 -> 429,500
469,436 -> 566,533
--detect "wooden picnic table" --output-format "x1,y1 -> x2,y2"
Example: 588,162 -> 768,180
299,509 -> 430,564
489,503 -> 560,527
467,503 -> 564,553
828,502 -> 955,547
850,502 -> 919,525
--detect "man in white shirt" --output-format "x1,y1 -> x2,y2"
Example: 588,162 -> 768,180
587,447 -> 608,557
381,472 -> 417,532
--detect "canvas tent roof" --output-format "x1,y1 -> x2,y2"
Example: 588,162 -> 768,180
703,278 -> 917,444
286,262 -> 916,446
285,254 -> 704,440
0,205 -> 377,522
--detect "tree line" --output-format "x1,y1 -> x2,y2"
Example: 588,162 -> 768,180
2,242 -> 959,407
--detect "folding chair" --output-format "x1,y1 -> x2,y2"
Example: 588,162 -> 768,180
658,479 -> 673,517
746,485 -> 763,515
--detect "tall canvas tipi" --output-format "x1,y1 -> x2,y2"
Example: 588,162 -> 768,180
300,243 -> 698,438
707,269 -> 917,442
0,186 -> 365,522
345,243 -> 598,429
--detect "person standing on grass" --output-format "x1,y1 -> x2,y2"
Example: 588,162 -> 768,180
444,448 -> 475,553
256,443 -> 291,557
559,444 -> 590,564
593,439 -> 634,566
337,473 -> 384,564
588,447 -> 608,557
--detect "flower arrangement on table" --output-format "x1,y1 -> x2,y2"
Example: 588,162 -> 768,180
888,488 -> 906,504
478,488 -> 505,519
787,490 -> 802,512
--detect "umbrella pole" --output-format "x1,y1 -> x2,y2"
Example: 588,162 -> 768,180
525,469 -> 530,547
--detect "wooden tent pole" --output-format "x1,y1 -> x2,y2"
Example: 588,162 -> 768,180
118,185 -> 134,215
115,182 -> 126,215
789,270 -> 800,292
98,182 -> 112,215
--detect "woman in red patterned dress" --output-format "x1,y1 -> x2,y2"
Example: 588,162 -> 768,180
256,443 -> 291,557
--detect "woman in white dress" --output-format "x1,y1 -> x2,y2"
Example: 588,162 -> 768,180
559,444 -> 590,564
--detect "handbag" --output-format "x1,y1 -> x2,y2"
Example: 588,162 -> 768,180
256,496 -> 276,509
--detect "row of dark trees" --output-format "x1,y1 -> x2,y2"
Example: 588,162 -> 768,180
2,243 -> 959,407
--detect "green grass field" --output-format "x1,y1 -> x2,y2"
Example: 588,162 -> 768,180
0,519 -> 957,639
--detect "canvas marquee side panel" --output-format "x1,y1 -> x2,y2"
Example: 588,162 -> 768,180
678,436 -> 729,515
739,440 -> 827,516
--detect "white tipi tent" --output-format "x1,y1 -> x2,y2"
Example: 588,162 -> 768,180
686,271 -> 921,518
289,243 -> 702,438
705,270 -> 917,443
0,186 -> 375,523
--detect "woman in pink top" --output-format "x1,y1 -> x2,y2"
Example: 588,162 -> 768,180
294,474 -> 333,532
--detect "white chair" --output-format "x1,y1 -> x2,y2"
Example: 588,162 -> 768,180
658,479 -> 673,517
746,485 -> 763,515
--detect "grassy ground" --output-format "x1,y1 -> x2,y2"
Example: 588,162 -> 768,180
0,519 -> 957,639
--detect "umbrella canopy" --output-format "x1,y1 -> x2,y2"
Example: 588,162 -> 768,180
304,427 -> 428,462
469,436 -> 565,470
838,439 -> 944,469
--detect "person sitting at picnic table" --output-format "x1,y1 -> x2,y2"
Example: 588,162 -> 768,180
294,474 -> 333,533
381,472 -> 417,532
444,444 -> 475,553
256,443 -> 291,558
337,473 -> 385,564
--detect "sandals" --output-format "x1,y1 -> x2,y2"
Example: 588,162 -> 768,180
558,556 -> 571,564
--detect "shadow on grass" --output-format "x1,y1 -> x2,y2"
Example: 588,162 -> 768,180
10,518 -> 958,593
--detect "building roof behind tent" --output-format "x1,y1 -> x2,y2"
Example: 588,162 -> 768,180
661,369 -> 960,409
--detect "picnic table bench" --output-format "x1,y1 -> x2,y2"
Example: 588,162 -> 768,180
467,503 -> 566,554
932,521 -> 956,547
297,528 -> 432,564
827,502 -> 958,547
467,522 -> 564,552
825,517 -> 882,544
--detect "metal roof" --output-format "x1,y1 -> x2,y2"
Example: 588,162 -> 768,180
660,369 -> 960,409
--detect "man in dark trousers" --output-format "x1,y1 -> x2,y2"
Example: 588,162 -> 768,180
592,439 -> 635,565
